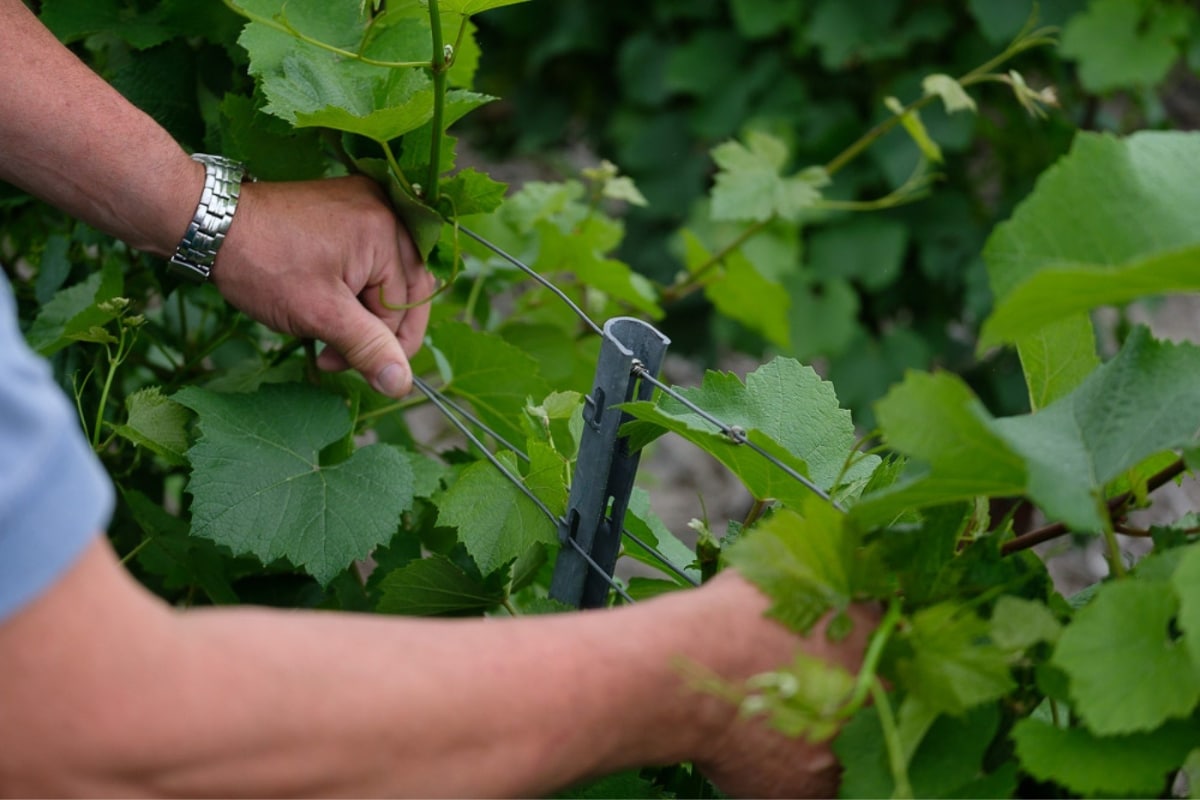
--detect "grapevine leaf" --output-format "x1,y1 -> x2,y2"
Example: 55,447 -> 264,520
1012,717 -> 1200,796
111,387 -> 192,466
432,321 -> 551,449
376,554 -> 506,616
1060,0 -> 1193,92
122,488 -> 241,605
355,158 -> 444,262
439,168 -> 508,217
436,452 -> 557,576
993,328 -> 1200,531
807,217 -> 909,292
40,0 -> 173,48
896,603 -> 1016,715
982,131 -> 1200,350
622,357 -> 876,505
523,440 -> 568,517
291,68 -> 436,143
1016,314 -> 1100,411
1052,579 -> 1200,735
710,132 -> 829,223
438,0 -> 531,15
852,371 -> 1025,527
622,489 -> 701,585
922,74 -> 976,114
175,384 -> 415,586
860,329 -> 1200,532
681,230 -> 790,348
836,703 -> 1003,799
990,596 -> 1062,652
25,262 -> 123,355
724,499 -> 856,632
236,7 -> 438,143
1171,543 -> 1200,674
536,222 -> 662,319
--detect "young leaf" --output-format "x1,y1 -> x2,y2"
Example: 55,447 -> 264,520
710,131 -> 829,223
175,384 -> 415,585
723,498 -> 857,632
436,452 -> 557,576
921,74 -> 976,114
623,357 -> 873,504
376,554 -> 506,616
1012,717 -> 1200,796
111,386 -> 192,466
894,602 -> 1016,715
25,262 -> 123,355
1052,579 -> 1200,735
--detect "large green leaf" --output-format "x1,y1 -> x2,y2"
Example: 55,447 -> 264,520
175,384 -> 414,585
1174,543 -> 1200,671
858,329 -> 1200,532
436,452 -> 557,576
1053,579 -> 1200,735
234,2 -> 438,143
1012,716 -> 1200,796
622,357 -> 876,506
981,131 -> 1200,350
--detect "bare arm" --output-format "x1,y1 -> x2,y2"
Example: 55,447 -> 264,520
0,537 -> 871,798
0,0 -> 435,397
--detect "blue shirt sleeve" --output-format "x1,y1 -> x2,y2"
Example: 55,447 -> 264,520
0,271 -> 111,623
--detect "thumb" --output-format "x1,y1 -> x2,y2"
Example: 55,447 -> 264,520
317,297 -> 413,397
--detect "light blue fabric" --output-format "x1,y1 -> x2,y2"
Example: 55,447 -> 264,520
0,271 -> 110,622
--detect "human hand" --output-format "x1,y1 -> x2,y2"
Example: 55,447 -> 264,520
211,175 -> 436,397
686,573 -> 878,798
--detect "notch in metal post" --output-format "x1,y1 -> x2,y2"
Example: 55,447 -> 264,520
549,318 -> 670,608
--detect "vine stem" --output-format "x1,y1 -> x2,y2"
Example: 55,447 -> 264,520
426,0 -> 447,207
871,679 -> 913,800
1000,458 -> 1188,556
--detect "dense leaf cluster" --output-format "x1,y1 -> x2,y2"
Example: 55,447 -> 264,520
5,1 -> 1200,797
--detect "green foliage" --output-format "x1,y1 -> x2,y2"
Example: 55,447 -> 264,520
8,1 -> 1200,796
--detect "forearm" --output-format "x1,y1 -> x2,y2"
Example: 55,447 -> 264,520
0,0 -> 199,255
1,540 -> 750,797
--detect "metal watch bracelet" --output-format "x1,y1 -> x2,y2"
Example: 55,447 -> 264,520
167,153 -> 247,283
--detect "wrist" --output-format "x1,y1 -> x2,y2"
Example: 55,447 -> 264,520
166,154 -> 248,282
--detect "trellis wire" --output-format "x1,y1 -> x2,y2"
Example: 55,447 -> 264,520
412,375 -> 636,603
412,374 -> 699,588
423,226 -> 850,605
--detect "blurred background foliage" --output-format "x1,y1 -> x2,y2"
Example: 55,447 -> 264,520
462,0 -> 1200,425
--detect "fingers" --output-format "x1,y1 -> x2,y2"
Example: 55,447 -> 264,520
318,224 -> 434,396
317,287 -> 414,397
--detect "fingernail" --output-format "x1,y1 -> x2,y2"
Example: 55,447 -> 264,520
376,363 -> 408,397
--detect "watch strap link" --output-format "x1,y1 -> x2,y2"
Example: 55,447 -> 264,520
167,153 -> 246,283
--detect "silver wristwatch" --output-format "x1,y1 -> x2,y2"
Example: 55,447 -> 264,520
167,153 -> 247,283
